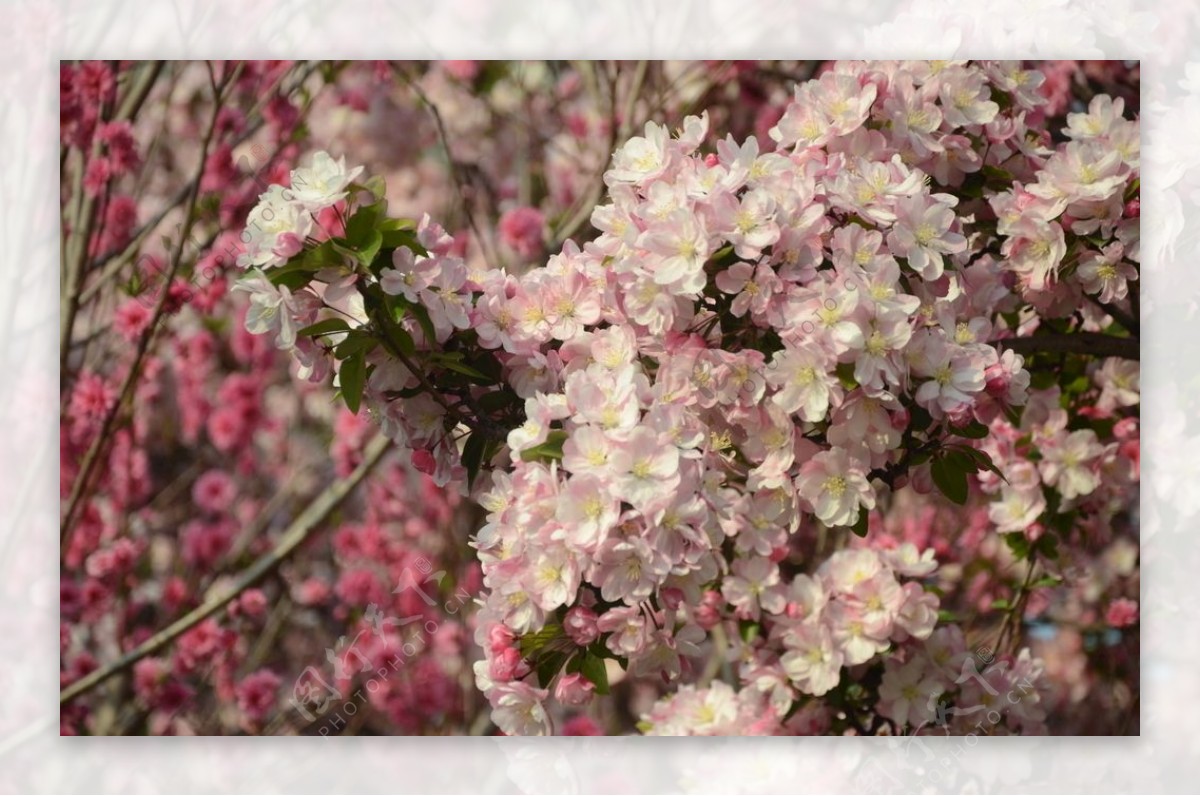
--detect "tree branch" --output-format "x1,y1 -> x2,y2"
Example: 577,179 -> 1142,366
995,332 -> 1139,361
60,433 -> 392,708
61,63 -> 237,544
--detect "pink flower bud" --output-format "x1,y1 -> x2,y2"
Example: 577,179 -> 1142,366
487,623 -> 515,655
659,587 -> 685,612
489,647 -> 527,682
554,672 -> 595,706
563,605 -> 599,646
944,403 -> 973,428
411,448 -> 437,475
984,362 -> 1011,396
273,231 -> 303,259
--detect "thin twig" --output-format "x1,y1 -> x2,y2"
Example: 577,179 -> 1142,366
390,62 -> 499,268
60,433 -> 392,707
62,62 -> 238,544
79,62 -> 325,306
995,554 -> 1037,654
551,61 -> 649,248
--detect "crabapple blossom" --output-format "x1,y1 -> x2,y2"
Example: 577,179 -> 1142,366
226,59 -> 1139,737
795,448 -> 875,529
237,185 -> 314,270
766,343 -> 838,422
878,655 -> 943,728
288,150 -> 362,210
1040,429 -> 1104,500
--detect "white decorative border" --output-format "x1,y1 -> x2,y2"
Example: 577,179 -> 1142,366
4,0 -> 1191,791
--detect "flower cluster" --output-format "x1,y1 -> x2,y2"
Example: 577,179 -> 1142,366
876,627 -> 1050,735
230,59 -> 1138,736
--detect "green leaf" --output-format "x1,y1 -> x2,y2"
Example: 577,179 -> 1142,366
432,356 -> 492,384
517,623 -> 562,656
379,218 -> 425,252
409,301 -> 438,345
738,620 -> 761,644
381,217 -> 416,232
344,203 -> 381,247
990,598 -> 1011,611
578,654 -> 610,696
535,651 -> 568,689
982,164 -> 1014,188
931,454 -> 969,505
1004,532 -> 1032,560
946,445 -> 1008,483
297,318 -> 351,338
907,404 -> 933,432
949,420 -> 990,439
334,331 -> 378,359
1064,375 -> 1091,395
339,350 -> 367,414
477,389 -> 519,414
468,352 -> 504,383
519,430 -> 568,463
1030,574 -> 1063,589
269,270 -> 314,291
354,228 -> 383,268
299,240 -> 345,270
363,174 -> 387,202
388,324 -> 416,358
850,510 -> 869,537
462,431 -> 486,491
835,362 -> 859,390
708,244 -> 737,268
1029,369 -> 1057,391
1036,531 -> 1061,560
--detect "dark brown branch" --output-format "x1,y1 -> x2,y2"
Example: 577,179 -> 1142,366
995,332 -> 1139,361
1083,292 -> 1140,335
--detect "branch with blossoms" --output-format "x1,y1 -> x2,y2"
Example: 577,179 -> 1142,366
59,60 -> 500,737
233,60 -> 1139,736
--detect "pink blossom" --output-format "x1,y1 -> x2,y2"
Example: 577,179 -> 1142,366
192,469 -> 236,514
498,206 -> 546,260
235,669 -> 281,724
1105,598 -> 1138,628
554,672 -> 595,707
